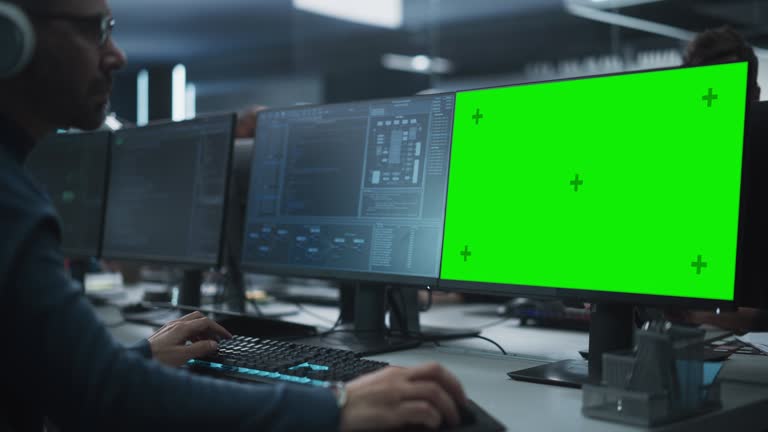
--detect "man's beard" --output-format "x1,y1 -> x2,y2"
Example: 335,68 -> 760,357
70,98 -> 111,131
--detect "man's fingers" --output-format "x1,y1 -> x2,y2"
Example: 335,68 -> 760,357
181,340 -> 219,361
177,311 -> 205,322
407,363 -> 467,405
394,400 -> 441,430
157,311 -> 203,332
181,317 -> 233,340
176,312 -> 233,339
401,381 -> 460,427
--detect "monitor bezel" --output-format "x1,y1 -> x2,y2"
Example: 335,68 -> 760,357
733,100 -> 768,308
241,263 -> 438,287
249,91 -> 456,120
238,92 -> 456,285
100,113 -> 237,269
437,61 -> 751,310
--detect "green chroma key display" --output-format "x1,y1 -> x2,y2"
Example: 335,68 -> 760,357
440,62 -> 748,300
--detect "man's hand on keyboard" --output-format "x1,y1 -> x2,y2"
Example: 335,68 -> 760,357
147,311 -> 233,367
340,362 -> 467,431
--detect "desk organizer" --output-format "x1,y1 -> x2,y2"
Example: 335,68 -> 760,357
582,322 -> 722,426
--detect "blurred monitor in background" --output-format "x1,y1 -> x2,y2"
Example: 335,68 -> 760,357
107,105 -> 268,293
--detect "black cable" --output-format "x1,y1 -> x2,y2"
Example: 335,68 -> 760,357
245,299 -> 264,317
418,330 -> 506,354
473,335 -> 508,355
313,309 -> 346,337
397,286 -> 410,332
387,286 -> 409,335
421,285 -> 433,312
294,302 -> 339,326
262,310 -> 344,342
326,314 -> 344,332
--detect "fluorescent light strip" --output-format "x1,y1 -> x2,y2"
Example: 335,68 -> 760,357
381,53 -> 454,74
584,0 -> 664,7
136,69 -> 149,126
570,0 -> 768,61
172,64 -> 186,122
293,0 -> 403,29
565,1 -> 695,41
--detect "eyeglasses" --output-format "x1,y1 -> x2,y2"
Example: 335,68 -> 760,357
28,12 -> 115,47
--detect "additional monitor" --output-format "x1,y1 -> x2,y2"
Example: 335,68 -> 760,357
102,114 -> 235,267
25,130 -> 111,258
440,62 -> 749,306
241,94 -> 455,285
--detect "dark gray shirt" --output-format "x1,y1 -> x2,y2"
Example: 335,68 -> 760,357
0,117 -> 339,432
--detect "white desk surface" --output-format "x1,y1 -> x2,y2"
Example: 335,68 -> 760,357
96,299 -> 768,431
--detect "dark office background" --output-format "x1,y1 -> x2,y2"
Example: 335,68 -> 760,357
107,0 -> 768,124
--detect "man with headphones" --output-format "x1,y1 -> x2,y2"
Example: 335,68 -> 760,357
0,1 -> 467,431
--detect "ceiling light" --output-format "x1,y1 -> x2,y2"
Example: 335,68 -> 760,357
411,55 -> 431,72
293,0 -> 403,29
382,53 -> 454,75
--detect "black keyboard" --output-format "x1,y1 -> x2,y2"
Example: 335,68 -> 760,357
187,335 -> 389,387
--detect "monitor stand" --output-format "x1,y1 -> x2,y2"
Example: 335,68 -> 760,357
172,268 -> 293,319
387,286 -> 482,342
507,303 -> 635,388
221,257 -> 247,314
297,283 -> 480,356
297,283 -> 419,355
177,269 -> 203,307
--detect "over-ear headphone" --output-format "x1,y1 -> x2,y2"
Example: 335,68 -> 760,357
0,1 -> 35,79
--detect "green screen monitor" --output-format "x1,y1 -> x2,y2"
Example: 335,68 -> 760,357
440,62 -> 749,386
440,62 -> 749,307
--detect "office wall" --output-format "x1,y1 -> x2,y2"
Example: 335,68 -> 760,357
193,76 -> 324,115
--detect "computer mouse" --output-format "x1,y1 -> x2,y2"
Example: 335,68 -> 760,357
496,297 -> 539,317
456,402 -> 477,427
395,401 -> 477,431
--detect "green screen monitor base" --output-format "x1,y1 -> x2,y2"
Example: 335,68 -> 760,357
508,303 -> 635,388
508,359 -> 592,389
